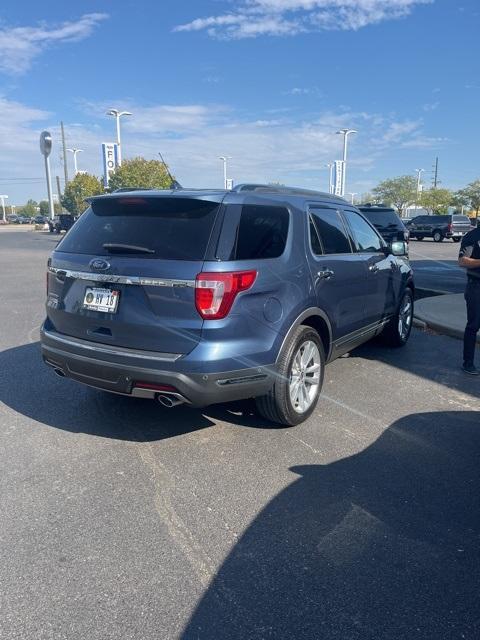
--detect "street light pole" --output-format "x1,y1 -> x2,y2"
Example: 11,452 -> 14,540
336,128 -> 357,196
67,148 -> 83,175
0,195 -> 8,222
326,163 -> 334,194
106,109 -> 132,166
219,156 -> 232,189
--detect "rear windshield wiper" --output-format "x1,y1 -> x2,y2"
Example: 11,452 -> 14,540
102,243 -> 155,254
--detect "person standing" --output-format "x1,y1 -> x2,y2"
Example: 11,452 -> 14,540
458,225 -> 480,374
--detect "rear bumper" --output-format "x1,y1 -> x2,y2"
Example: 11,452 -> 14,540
40,327 -> 277,407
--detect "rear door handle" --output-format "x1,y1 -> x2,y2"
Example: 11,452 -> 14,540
317,269 -> 334,280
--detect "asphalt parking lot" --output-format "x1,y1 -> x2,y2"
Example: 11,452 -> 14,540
409,237 -> 465,293
1,230 -> 479,640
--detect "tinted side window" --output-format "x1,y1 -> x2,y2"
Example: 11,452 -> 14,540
345,210 -> 383,253
234,205 -> 289,260
310,209 -> 351,255
309,215 -> 323,255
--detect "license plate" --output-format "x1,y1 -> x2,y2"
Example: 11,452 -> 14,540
83,287 -> 119,313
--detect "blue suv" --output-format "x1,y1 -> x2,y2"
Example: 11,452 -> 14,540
41,185 -> 414,426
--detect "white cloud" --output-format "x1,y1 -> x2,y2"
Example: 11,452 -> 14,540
174,0 -> 433,39
422,101 -> 439,111
284,86 -> 323,96
0,13 -> 108,74
0,96 -> 445,203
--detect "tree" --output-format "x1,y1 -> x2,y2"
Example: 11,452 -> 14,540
372,176 -> 417,216
455,180 -> 480,218
419,188 -> 453,215
19,199 -> 38,217
39,200 -> 49,216
107,157 -> 174,192
61,173 -> 104,216
358,192 -> 378,205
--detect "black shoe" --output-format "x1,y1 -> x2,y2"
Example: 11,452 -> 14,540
462,363 -> 480,376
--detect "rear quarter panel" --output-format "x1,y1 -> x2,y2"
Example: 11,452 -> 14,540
186,195 -> 316,372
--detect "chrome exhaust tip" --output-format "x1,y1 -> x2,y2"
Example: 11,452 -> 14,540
157,393 -> 185,408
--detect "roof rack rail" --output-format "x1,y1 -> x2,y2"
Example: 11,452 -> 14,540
232,183 -> 342,198
112,187 -> 155,193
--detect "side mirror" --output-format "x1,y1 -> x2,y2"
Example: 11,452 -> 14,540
390,241 -> 408,256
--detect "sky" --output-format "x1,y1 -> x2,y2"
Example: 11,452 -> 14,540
0,0 -> 479,204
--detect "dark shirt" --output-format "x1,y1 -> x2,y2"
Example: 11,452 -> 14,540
459,228 -> 480,282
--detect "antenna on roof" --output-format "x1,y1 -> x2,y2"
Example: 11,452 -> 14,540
158,152 -> 182,190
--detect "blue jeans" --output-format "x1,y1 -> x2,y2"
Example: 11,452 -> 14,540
464,281 -> 480,366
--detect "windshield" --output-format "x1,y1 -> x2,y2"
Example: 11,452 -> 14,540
56,197 -> 221,260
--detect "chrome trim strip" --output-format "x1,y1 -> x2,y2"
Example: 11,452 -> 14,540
42,329 -> 182,362
334,318 -> 390,348
48,267 -> 195,288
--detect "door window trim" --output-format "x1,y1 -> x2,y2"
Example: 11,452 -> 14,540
307,205 -> 354,258
340,208 -> 386,254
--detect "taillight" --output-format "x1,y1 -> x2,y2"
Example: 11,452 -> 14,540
447,223 -> 452,232
195,270 -> 257,320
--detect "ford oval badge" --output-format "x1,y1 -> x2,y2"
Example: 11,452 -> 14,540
90,259 -> 110,271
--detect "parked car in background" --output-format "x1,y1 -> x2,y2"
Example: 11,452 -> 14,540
469,217 -> 479,228
41,185 -> 414,426
6,214 -> 19,224
15,215 -> 30,224
33,215 -> 48,225
408,214 -> 473,242
357,204 -> 409,243
48,214 -> 76,234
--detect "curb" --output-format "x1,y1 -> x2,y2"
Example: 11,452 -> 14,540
414,287 -> 452,299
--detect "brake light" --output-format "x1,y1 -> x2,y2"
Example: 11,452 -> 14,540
447,223 -> 452,232
195,270 -> 257,320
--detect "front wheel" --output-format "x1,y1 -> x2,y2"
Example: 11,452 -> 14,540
255,326 -> 325,426
381,288 -> 414,347
433,231 -> 443,243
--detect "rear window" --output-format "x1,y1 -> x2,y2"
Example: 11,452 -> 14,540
452,216 -> 470,223
231,205 -> 289,260
56,197 -> 220,260
359,209 -> 402,227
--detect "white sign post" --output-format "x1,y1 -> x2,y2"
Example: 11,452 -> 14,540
333,160 -> 345,197
102,142 -> 119,187
40,131 -> 55,220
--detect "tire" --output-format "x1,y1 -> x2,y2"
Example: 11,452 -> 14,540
453,237 -> 461,243
381,288 -> 414,347
433,230 -> 443,243
255,325 -> 325,427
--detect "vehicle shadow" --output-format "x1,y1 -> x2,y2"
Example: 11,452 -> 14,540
0,342 -> 217,442
182,410 -> 480,639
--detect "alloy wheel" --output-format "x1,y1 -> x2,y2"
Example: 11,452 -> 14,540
289,340 -> 321,414
398,293 -> 413,340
